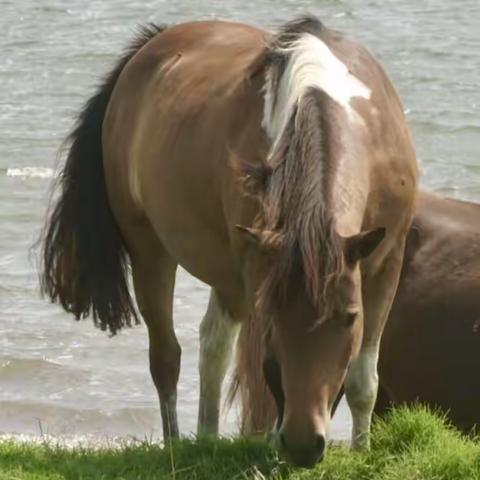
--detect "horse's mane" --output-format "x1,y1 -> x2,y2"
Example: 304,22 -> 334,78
249,16 -> 345,320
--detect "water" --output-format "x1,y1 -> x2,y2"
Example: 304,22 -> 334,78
1,0 -> 479,442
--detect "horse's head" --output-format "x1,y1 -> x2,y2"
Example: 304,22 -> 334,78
237,224 -> 385,467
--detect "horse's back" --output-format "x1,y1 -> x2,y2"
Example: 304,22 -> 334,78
104,20 -> 267,206
380,191 -> 480,430
103,21 -> 268,289
402,191 -> 480,294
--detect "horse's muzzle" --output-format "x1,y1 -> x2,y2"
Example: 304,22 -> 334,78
269,428 -> 326,468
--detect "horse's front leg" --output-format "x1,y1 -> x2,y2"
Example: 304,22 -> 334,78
197,289 -> 240,435
345,245 -> 405,450
345,345 -> 380,450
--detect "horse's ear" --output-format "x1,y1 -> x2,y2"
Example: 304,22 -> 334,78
235,225 -> 283,251
229,152 -> 272,197
344,227 -> 386,266
235,225 -> 263,245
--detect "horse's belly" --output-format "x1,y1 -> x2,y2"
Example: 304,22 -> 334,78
152,209 -> 238,288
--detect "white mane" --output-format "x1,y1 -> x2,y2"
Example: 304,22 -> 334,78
263,32 -> 371,149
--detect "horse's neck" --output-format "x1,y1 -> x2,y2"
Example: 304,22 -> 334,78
329,150 -> 368,237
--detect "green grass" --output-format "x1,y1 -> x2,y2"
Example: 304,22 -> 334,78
1,407 -> 480,479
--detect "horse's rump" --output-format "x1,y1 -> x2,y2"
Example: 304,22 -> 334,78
102,21 -> 271,289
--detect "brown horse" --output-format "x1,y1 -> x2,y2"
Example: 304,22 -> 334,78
41,17 -> 417,467
375,191 -> 480,431
235,191 -> 480,435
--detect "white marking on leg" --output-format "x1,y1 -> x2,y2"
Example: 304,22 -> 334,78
198,290 -> 240,435
344,345 -> 379,450
263,32 -> 371,145
161,393 -> 179,440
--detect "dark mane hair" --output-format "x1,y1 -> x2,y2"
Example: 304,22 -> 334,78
274,14 -> 325,44
250,16 -> 345,320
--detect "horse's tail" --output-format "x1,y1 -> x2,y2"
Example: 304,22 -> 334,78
40,24 -> 165,334
228,313 -> 277,434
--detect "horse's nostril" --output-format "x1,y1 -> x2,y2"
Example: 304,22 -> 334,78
316,434 -> 326,457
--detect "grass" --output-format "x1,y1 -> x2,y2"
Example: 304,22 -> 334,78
1,407 -> 480,479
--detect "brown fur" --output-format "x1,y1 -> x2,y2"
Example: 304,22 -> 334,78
376,191 -> 480,432
41,16 -> 418,466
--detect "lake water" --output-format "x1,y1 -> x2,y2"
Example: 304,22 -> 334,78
1,0 -> 479,442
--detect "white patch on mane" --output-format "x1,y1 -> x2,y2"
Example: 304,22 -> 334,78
263,33 -> 371,146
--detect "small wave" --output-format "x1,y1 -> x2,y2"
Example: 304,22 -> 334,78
0,400 -> 162,440
0,356 -> 89,395
0,357 -> 63,375
6,167 -> 54,179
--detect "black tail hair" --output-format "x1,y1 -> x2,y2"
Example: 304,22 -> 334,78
41,23 -> 166,334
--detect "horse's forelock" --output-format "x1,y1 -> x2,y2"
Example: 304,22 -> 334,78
254,209 -> 345,324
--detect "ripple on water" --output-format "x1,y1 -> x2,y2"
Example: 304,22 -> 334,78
0,400 -> 162,439
5,166 -> 55,179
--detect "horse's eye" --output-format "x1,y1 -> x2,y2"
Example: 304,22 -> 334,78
345,311 -> 358,328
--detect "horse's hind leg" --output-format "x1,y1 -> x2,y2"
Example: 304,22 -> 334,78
131,241 -> 180,440
198,289 -> 240,435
